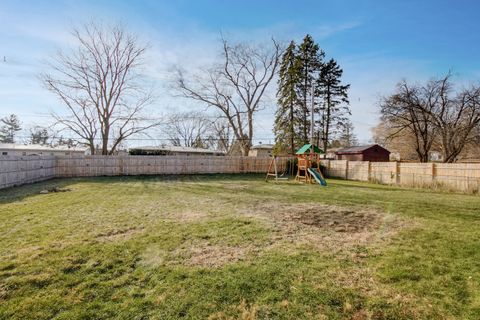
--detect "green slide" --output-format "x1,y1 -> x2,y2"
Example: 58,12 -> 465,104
307,168 -> 327,186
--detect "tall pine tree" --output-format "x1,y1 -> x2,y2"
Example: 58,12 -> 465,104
0,114 -> 21,143
316,58 -> 350,153
274,41 -> 302,154
274,36 -> 351,154
296,35 -> 324,144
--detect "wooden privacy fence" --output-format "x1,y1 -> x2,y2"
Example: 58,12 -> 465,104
0,155 -> 57,189
1,155 -> 480,193
55,155 -> 291,177
0,155 -> 291,189
321,160 -> 480,193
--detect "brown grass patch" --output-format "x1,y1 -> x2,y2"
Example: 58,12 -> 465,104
95,226 -> 143,242
241,202 -> 405,252
141,202 -> 406,268
141,242 -> 261,268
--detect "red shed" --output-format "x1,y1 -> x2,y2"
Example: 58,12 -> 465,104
335,144 -> 390,162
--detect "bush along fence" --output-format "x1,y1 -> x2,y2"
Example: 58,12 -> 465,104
1,155 -> 480,193
321,160 -> 480,193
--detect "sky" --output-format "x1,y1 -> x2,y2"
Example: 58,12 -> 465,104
1,0 -> 480,145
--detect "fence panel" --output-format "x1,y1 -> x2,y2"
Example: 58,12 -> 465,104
2,155 -> 480,194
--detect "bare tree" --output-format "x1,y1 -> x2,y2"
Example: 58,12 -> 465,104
42,22 -> 156,155
177,38 -> 281,156
208,117 -> 234,153
380,80 -> 438,162
380,74 -> 480,163
372,121 -> 420,161
163,112 -> 235,153
424,76 -> 480,162
163,111 -> 212,148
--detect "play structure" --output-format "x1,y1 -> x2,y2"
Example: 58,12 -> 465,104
295,144 -> 327,186
265,143 -> 327,186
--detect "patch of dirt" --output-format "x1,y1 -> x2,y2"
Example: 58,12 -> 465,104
141,202 -> 407,268
241,202 -> 405,252
283,206 -> 380,233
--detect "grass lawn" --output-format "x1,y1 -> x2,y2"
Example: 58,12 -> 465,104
1,174 -> 480,319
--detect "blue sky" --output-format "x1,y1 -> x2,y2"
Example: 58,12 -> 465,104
1,0 -> 480,144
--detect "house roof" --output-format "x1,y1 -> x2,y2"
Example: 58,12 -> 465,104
130,145 -> 226,154
295,144 -> 324,155
335,144 -> 390,155
0,143 -> 86,152
250,144 -> 274,150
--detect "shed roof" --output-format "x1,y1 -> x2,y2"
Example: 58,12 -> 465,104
335,144 -> 390,155
295,144 -> 324,155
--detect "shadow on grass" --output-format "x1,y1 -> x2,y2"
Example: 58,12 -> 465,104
0,174 -> 267,204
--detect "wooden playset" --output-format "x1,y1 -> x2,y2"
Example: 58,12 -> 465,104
294,143 -> 327,186
265,144 -> 326,186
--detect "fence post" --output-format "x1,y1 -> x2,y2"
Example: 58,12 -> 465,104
367,161 -> 371,182
431,163 -> 435,185
395,162 -> 400,185
345,160 -> 349,180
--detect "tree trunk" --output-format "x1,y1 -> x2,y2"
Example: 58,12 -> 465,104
323,90 -> 331,154
289,102 -> 295,154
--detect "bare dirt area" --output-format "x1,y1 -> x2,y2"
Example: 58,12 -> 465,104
140,203 -> 406,268
242,202 -> 405,252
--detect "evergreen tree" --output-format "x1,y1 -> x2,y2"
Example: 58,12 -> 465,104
337,119 -> 358,147
56,136 -> 77,148
274,41 -> 302,154
316,58 -> 350,153
29,127 -> 49,145
296,35 -> 324,144
0,114 -> 21,143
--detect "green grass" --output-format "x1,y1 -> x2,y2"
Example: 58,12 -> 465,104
1,174 -> 479,319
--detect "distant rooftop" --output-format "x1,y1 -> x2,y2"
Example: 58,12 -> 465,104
336,144 -> 390,154
130,145 -> 226,154
250,144 -> 274,150
0,143 -> 86,152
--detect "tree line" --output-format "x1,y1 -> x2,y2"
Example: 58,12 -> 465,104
6,21 -> 479,162
24,22 -> 355,156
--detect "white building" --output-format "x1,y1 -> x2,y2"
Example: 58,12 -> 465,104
248,144 -> 274,157
0,143 -> 86,156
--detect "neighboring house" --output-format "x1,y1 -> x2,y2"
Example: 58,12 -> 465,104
324,147 -> 341,160
335,144 -> 391,162
128,145 -> 226,156
0,143 -> 86,156
248,144 -> 274,157
429,151 -> 444,162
